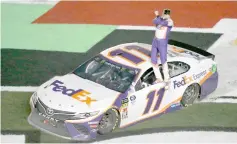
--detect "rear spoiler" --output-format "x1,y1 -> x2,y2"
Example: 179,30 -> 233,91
169,39 -> 215,60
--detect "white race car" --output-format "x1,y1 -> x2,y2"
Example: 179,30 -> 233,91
28,41 -> 218,141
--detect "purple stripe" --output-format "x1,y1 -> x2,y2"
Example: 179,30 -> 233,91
200,71 -> 218,99
65,123 -> 80,138
100,54 -> 139,70
113,91 -> 129,108
125,45 -> 151,57
65,117 -> 102,140
110,49 -> 144,64
100,54 -> 141,82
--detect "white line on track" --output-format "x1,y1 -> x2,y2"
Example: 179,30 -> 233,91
93,131 -> 237,143
1,134 -> 25,143
1,86 -> 38,92
117,25 -> 219,33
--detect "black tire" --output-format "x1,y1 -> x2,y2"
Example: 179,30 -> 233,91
97,108 -> 120,135
181,83 -> 200,107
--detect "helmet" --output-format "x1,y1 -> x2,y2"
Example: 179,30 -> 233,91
163,9 -> 171,15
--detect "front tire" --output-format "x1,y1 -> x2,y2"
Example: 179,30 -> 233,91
97,108 -> 120,135
181,84 -> 200,107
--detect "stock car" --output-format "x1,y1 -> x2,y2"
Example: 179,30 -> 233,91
28,41 -> 218,141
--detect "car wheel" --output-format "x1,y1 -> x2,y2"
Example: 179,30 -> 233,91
181,84 -> 200,107
97,108 -> 120,135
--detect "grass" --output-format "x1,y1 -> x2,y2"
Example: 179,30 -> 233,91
1,3 -> 116,52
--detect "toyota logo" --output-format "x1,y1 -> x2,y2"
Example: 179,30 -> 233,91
46,108 -> 54,116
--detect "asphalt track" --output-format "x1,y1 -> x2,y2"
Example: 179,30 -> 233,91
1,30 -> 221,86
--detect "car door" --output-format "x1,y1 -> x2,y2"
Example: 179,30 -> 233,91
119,62 -> 191,128
119,67 -> 167,127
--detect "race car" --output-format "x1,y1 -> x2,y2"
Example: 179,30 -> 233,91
28,41 -> 218,141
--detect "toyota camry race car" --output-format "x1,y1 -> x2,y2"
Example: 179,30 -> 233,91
28,41 -> 218,141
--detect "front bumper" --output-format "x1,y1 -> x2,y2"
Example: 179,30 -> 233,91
28,97 -> 100,141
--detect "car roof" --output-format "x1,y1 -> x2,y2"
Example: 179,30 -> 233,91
100,43 -> 204,72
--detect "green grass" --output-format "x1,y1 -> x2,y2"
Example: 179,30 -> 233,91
1,91 -> 237,142
1,3 -> 116,52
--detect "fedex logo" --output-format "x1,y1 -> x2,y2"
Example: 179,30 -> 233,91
173,76 -> 193,89
50,80 -> 97,106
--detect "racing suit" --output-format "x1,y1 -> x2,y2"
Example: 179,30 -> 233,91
151,15 -> 173,82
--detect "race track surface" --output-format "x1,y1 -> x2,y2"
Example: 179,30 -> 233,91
34,1 -> 237,27
1,1 -> 237,143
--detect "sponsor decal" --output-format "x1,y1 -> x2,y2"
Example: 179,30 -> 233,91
121,97 -> 129,108
173,76 -> 193,89
121,108 -> 128,119
171,46 -> 185,53
193,70 -> 207,80
121,103 -> 128,108
46,108 -> 54,116
130,95 -> 136,101
88,121 -> 99,125
39,113 -> 59,127
230,38 -> 237,46
50,80 -> 97,106
172,47 -> 199,57
183,51 -> 200,58
121,98 -> 129,104
210,64 -> 217,73
172,47 -> 200,59
129,95 -> 136,104
120,98 -> 129,119
173,70 -> 207,89
89,124 -> 98,128
171,103 -> 181,108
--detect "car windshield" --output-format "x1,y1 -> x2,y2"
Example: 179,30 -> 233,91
73,56 -> 137,93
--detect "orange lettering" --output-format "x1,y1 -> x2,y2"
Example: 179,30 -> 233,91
184,76 -> 193,84
72,90 -> 90,100
72,90 -> 96,106
80,97 -> 97,106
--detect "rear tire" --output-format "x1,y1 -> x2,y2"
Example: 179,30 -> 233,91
181,84 -> 200,107
97,108 -> 120,135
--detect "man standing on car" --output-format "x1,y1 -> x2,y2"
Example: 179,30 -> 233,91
151,9 -> 174,83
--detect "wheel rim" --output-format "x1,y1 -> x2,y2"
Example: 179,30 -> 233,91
99,112 -> 114,130
183,84 -> 199,105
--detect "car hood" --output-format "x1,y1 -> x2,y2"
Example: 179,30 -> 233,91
37,73 -> 120,113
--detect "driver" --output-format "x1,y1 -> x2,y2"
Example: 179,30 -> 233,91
151,9 -> 173,83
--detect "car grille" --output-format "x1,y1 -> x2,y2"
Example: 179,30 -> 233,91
35,98 -> 76,121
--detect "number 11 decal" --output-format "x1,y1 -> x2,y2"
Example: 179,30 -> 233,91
142,88 -> 165,115
109,49 -> 145,65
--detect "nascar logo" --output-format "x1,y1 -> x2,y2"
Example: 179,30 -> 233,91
50,80 -> 97,106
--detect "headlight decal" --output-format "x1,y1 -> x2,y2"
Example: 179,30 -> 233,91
32,92 -> 38,105
68,111 -> 100,120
